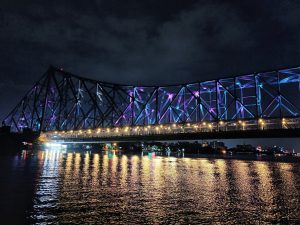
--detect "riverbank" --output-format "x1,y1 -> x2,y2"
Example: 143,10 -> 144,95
0,127 -> 39,154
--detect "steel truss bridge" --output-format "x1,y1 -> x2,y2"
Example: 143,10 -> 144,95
3,66 -> 300,140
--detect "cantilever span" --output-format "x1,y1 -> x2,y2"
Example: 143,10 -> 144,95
3,66 -> 300,134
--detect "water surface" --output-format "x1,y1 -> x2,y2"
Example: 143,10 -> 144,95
1,150 -> 300,224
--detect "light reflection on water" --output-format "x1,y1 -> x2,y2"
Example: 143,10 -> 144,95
4,150 -> 300,224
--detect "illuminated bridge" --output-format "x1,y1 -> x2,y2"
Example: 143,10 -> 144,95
3,66 -> 300,141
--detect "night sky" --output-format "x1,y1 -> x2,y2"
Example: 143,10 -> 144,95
1,0 -> 300,121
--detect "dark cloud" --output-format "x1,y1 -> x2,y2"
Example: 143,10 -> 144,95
0,0 -> 300,119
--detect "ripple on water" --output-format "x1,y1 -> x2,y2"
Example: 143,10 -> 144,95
3,151 -> 300,224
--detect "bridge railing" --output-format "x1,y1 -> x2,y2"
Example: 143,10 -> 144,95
44,118 -> 300,139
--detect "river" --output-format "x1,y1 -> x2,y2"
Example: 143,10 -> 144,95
0,150 -> 300,224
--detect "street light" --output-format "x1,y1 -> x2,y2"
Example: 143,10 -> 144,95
282,118 -> 287,126
258,118 -> 264,130
261,121 -> 265,130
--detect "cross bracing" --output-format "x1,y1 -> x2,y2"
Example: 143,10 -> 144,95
3,66 -> 300,133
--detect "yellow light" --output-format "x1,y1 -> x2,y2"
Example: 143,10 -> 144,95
187,123 -> 190,127
208,124 -> 212,128
219,121 -> 224,125
202,122 -> 206,126
242,122 -> 246,126
107,128 -> 110,133
238,120 -> 242,124
147,125 -> 151,129
172,124 -> 176,127
88,129 -> 91,134
155,127 -> 159,130
54,131 -> 58,134
160,125 -> 163,128
259,118 -> 263,123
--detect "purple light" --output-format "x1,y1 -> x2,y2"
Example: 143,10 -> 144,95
167,93 -> 174,100
50,115 -> 56,122
5,65 -> 300,133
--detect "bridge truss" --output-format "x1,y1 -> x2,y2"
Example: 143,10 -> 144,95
3,66 -> 300,133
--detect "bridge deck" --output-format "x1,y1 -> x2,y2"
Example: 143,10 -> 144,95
51,129 -> 300,143
45,118 -> 300,143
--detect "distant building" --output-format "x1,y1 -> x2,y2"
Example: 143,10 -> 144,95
209,141 -> 226,149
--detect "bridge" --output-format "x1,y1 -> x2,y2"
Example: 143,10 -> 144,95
3,66 -> 300,142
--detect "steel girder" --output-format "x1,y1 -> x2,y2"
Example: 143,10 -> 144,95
3,66 -> 300,132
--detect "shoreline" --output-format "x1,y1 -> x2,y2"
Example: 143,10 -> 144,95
12,148 -> 300,163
